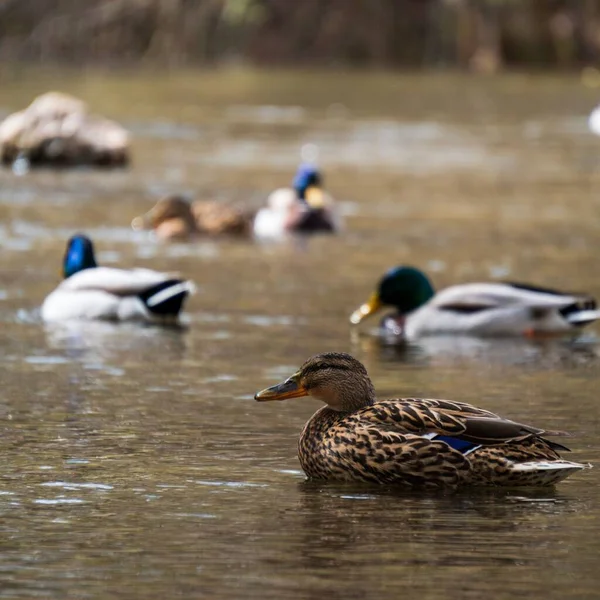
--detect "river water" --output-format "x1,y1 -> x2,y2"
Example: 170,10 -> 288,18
0,69 -> 599,599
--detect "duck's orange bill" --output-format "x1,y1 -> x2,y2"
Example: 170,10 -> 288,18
304,186 -> 325,209
254,376 -> 308,401
349,292 -> 382,325
131,213 -> 150,231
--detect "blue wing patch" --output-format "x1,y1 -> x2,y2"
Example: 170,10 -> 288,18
434,435 -> 480,454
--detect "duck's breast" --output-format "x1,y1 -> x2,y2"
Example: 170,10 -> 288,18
41,288 -> 121,322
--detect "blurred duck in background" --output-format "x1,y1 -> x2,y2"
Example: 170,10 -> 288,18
253,163 -> 341,238
42,234 -> 194,323
588,103 -> 600,136
350,266 -> 600,339
132,164 -> 341,241
132,195 -> 252,240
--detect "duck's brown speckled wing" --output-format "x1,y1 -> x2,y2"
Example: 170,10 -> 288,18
317,422 -> 471,487
355,398 -> 564,446
192,201 -> 254,236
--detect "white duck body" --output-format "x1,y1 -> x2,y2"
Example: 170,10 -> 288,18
253,188 -> 299,238
253,187 -> 341,238
42,266 -> 194,323
401,282 -> 600,338
589,104 -> 600,136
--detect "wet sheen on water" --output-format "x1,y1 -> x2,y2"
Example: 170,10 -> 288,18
0,69 -> 599,599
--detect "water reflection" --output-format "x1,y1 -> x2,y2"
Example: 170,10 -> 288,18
44,320 -> 189,364
260,481 -> 593,599
351,329 -> 600,368
296,481 -> 574,565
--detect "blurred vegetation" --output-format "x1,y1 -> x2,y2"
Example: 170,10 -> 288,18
1,0 -> 600,71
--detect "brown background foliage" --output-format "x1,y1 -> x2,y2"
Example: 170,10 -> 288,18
0,0 -> 599,70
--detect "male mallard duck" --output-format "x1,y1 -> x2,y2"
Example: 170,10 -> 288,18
131,194 -> 252,240
253,164 -> 340,238
350,266 -> 600,338
255,352 -> 588,487
41,234 -> 194,323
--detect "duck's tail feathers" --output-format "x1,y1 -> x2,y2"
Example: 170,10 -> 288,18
559,295 -> 600,326
512,460 -> 591,485
139,279 -> 195,317
542,437 -> 572,453
563,308 -> 600,326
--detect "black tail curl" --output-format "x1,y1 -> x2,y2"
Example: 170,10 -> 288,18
138,279 -> 191,317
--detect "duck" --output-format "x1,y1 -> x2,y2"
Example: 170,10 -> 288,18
350,266 -> 600,338
253,163 -> 340,238
41,234 -> 194,323
254,352 -> 588,487
131,194 -> 253,240
589,103 -> 600,136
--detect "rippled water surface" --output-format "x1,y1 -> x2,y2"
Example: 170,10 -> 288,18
0,69 -> 599,599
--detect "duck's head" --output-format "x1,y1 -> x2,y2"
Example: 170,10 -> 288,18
63,234 -> 97,279
293,163 -> 326,209
254,352 -> 375,412
131,195 -> 197,239
350,266 -> 435,325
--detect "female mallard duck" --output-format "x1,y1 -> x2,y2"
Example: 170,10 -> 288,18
41,234 -> 194,323
253,163 -> 340,238
350,266 -> 600,338
255,352 -> 588,487
131,194 -> 252,240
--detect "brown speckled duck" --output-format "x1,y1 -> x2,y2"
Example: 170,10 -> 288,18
255,352 -> 588,487
131,194 -> 253,240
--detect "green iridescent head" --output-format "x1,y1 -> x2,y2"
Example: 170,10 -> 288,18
350,266 -> 435,324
